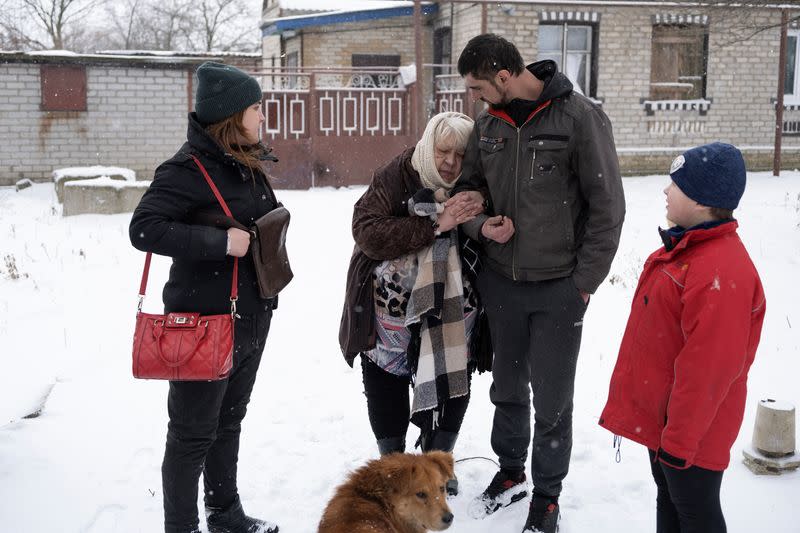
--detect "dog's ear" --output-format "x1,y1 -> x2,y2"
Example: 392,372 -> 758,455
363,453 -> 415,495
386,455 -> 416,493
425,450 -> 455,479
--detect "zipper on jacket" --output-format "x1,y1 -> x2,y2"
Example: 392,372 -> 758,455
529,149 -> 537,182
513,127 -> 521,280
488,101 -> 552,281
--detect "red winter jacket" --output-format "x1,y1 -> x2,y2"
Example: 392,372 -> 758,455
599,221 -> 765,471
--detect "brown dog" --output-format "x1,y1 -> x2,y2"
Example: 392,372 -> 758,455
318,451 -> 455,533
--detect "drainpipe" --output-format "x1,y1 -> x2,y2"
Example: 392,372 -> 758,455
187,66 -> 193,113
775,9 -> 788,177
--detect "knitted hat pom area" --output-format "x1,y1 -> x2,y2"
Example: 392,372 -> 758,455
194,62 -> 263,125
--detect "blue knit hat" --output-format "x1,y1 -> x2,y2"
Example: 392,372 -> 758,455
195,62 -> 262,124
669,142 -> 746,210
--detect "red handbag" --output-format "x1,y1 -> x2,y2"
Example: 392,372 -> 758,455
132,155 -> 238,381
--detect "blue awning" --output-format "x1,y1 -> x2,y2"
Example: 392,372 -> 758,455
262,3 -> 438,36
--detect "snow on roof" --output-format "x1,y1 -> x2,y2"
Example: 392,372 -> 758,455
63,176 -> 150,190
1,50 -> 259,66
26,50 -> 79,56
53,166 -> 136,183
97,50 -> 261,58
263,1 -> 435,31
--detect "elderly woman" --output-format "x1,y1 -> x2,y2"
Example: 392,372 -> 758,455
339,112 -> 491,493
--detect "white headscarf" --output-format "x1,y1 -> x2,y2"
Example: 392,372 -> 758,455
411,111 -> 474,192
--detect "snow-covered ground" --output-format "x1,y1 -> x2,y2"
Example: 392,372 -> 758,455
0,172 -> 798,533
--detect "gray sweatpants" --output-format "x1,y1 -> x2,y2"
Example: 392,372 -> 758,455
476,267 -> 587,498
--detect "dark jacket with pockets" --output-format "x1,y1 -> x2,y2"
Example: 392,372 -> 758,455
455,60 -> 626,294
130,112 -> 278,316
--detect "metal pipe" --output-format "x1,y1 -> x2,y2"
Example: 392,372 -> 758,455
775,9 -> 788,177
414,0 -> 425,137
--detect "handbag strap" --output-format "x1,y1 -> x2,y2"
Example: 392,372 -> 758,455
137,154 -> 239,312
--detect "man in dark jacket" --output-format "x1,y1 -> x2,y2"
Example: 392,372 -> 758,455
451,34 -> 625,533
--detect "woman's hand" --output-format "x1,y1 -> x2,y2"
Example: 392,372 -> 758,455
437,206 -> 459,233
226,227 -> 251,257
444,191 -> 485,223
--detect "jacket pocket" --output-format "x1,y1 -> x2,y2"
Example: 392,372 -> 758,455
479,137 -> 506,154
526,138 -> 568,192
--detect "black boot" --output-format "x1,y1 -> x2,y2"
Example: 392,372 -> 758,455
205,496 -> 278,533
377,436 -> 406,455
420,430 -> 460,496
522,493 -> 560,533
426,430 -> 458,453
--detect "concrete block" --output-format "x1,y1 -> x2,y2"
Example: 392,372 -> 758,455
62,177 -> 151,216
53,165 -> 136,203
15,179 -> 33,191
753,399 -> 796,457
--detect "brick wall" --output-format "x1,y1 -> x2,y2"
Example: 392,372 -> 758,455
0,61 -> 190,185
435,2 -> 800,172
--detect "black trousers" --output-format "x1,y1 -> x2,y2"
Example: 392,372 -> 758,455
361,355 -> 470,442
649,450 -> 726,533
477,267 -> 587,498
162,311 -> 272,533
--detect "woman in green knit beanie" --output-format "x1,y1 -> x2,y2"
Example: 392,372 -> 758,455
130,61 -> 281,533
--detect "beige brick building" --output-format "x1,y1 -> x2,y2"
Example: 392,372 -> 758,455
262,1 -> 800,174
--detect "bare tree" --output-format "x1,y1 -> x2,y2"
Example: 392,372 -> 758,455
0,0 -> 49,49
144,0 -> 195,50
107,0 -> 147,49
656,1 -> 800,46
194,0 -> 257,51
1,0 -> 260,52
18,0 -> 104,49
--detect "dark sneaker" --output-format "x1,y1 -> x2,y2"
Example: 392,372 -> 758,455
206,497 -> 278,533
468,470 -> 528,519
522,496 -> 560,533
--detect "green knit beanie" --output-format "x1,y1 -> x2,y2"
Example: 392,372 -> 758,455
195,62 -> 262,124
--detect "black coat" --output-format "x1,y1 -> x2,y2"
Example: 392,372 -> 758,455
130,113 -> 278,315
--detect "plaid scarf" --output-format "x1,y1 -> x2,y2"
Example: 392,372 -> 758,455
405,195 -> 469,416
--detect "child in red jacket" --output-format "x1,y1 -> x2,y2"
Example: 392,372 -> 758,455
600,142 -> 766,532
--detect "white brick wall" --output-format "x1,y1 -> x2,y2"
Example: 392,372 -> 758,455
434,2 -> 800,161
0,63 -> 189,185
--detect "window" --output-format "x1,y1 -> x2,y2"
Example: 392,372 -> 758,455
284,51 -> 298,89
351,54 -> 401,88
785,29 -> 800,98
40,65 -> 87,111
650,24 -> 708,100
538,23 -> 596,97
433,27 -> 452,76
351,54 -> 401,69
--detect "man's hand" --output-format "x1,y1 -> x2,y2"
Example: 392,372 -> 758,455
226,227 -> 251,257
579,290 -> 589,304
481,215 -> 515,244
445,191 -> 485,223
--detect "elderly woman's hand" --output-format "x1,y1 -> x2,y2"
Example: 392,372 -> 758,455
437,206 -> 459,233
445,191 -> 485,223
